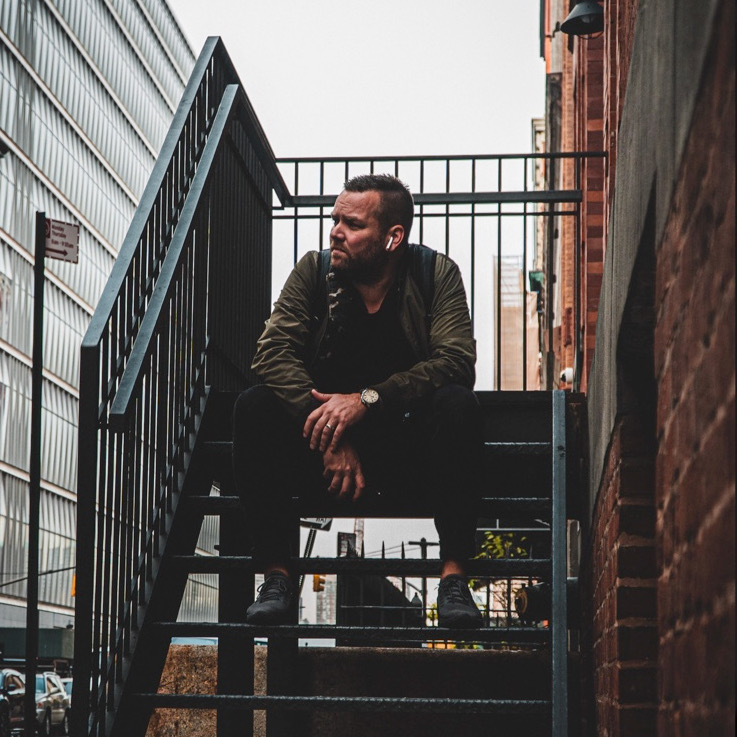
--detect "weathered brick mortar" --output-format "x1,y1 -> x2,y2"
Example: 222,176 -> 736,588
652,0 -> 735,732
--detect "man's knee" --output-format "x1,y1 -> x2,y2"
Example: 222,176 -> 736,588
233,385 -> 280,434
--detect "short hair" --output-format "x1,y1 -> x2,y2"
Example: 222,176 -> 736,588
343,174 -> 414,242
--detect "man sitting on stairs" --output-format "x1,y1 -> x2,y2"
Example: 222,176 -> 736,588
233,173 -> 483,628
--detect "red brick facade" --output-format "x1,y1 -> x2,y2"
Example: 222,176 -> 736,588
654,2 -> 735,732
586,409 -> 659,735
573,34 -> 605,392
545,0 -> 735,735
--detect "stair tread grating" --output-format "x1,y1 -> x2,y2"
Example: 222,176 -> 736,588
169,555 -> 552,576
203,440 -> 552,454
184,495 -> 553,515
151,621 -> 550,643
131,692 -> 551,714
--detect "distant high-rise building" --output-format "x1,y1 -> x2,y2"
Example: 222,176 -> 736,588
315,577 -> 337,625
0,0 -> 202,628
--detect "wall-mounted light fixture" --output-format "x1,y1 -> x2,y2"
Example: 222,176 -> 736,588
560,0 -> 604,37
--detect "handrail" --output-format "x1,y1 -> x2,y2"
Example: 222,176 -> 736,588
107,84 -> 238,429
276,151 -> 605,163
81,35 -> 217,352
73,38 -> 284,737
275,151 -> 603,391
82,37 -> 288,354
289,190 -> 582,208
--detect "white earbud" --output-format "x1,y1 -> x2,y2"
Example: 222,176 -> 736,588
385,236 -> 394,250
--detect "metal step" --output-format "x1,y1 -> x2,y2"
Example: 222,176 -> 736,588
169,555 -> 551,577
150,621 -> 550,645
203,440 -> 552,457
130,692 -> 550,714
484,441 -> 551,455
184,495 -> 552,517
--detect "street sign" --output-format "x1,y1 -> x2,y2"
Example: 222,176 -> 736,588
300,517 -> 333,531
45,218 -> 79,263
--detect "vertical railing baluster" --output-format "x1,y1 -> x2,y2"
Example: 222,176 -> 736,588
496,157 -> 503,389
419,159 -> 424,245
470,157 -> 476,329
444,159 -> 450,257
523,157 -> 528,391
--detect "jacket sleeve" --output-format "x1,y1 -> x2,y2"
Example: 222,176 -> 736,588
250,251 -> 321,422
373,254 -> 476,411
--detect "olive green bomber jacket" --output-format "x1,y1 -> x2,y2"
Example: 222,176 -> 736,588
251,249 -> 476,422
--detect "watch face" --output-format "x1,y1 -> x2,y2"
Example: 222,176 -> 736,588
362,388 -> 379,405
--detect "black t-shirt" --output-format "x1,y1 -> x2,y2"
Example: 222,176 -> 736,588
312,285 -> 416,394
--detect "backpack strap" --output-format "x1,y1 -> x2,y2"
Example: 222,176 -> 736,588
311,244 -> 436,326
311,249 -> 332,323
406,243 -> 437,331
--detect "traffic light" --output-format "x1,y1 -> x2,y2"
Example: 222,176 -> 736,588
312,574 -> 325,592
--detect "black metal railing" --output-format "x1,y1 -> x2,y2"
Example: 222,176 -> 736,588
73,38 -> 287,737
274,152 -> 602,391
73,33 -> 597,736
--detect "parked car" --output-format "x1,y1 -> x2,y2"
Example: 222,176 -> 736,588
35,671 -> 70,736
59,677 -> 72,704
0,668 -> 25,737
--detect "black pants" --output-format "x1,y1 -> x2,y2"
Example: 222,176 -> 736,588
232,384 -> 483,568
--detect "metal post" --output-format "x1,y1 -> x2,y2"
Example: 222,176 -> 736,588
551,390 -> 568,737
574,158 -> 583,391
25,211 -> 45,737
545,173 -> 557,390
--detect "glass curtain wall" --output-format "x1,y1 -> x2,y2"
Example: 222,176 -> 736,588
0,0 -> 217,629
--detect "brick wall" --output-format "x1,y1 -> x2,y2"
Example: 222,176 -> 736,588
573,35 -> 604,391
583,412 -> 659,736
580,1 -> 734,736
559,36 -> 577,379
602,0 -> 639,238
653,0 -> 735,732
575,0 -> 639,391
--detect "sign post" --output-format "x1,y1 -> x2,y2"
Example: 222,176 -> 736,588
25,213 -> 79,737
25,212 -> 45,737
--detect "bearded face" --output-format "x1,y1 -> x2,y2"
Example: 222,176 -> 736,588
329,190 -> 390,284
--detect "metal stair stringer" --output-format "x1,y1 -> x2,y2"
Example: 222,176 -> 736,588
122,389 -> 584,737
107,387 -> 226,737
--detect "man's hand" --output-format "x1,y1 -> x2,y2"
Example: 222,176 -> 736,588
322,441 -> 366,501
304,389 -> 367,452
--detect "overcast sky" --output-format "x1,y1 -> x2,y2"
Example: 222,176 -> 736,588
168,0 -> 545,158
166,0 -> 546,619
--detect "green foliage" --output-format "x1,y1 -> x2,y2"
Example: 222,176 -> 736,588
477,531 -> 530,561
470,531 -> 530,591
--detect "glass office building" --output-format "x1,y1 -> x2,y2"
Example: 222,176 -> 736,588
0,0 -> 217,630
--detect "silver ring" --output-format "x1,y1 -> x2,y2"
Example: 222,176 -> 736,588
325,423 -> 334,431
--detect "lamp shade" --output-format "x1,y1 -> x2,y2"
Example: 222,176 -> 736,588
560,0 -> 604,36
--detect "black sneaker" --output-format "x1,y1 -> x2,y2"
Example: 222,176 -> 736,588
437,574 -> 483,628
246,572 -> 295,625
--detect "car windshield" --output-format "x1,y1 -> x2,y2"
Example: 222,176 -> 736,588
35,674 -> 44,691
64,681 -> 72,695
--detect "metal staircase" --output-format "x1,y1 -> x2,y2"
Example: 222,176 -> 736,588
72,38 -> 588,737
